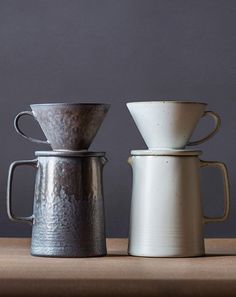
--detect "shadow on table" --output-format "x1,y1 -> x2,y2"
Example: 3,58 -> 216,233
205,253 -> 236,257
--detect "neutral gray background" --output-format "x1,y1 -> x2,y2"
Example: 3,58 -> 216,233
0,0 -> 235,237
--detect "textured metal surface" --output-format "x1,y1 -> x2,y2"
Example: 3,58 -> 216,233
8,152 -> 107,258
31,154 -> 107,257
14,103 -> 110,151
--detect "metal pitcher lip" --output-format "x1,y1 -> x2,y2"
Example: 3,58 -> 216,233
35,150 -> 106,157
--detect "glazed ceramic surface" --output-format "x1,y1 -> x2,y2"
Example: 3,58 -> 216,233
127,101 -> 221,149
14,103 -> 110,151
128,150 -> 230,257
7,151 -> 107,258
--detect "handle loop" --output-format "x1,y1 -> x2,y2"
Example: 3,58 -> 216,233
188,111 -> 221,146
7,159 -> 38,225
200,160 -> 230,224
14,111 -> 49,144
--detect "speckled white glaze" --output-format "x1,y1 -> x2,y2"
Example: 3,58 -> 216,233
126,101 -> 221,149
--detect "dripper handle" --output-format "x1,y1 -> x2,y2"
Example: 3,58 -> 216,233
7,159 -> 38,225
200,160 -> 230,224
14,111 -> 49,144
188,111 -> 221,146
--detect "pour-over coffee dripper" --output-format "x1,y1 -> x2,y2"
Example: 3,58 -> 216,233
126,101 -> 221,150
14,103 -> 110,151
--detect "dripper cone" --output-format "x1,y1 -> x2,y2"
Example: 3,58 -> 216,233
15,103 -> 110,151
127,101 -> 220,150
33,103 -> 110,151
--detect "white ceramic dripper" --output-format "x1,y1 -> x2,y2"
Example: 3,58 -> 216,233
126,101 -> 221,150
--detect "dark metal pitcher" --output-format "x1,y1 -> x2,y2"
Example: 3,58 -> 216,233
7,151 -> 107,257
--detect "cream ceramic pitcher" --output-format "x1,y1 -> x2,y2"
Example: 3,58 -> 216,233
128,150 -> 230,257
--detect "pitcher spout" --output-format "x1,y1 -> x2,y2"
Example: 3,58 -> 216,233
101,156 -> 108,166
127,156 -> 133,166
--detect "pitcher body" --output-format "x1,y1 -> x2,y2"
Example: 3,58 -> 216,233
128,150 -> 230,257
7,151 -> 107,258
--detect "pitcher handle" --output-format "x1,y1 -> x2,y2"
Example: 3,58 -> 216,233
188,111 -> 221,146
200,160 -> 230,224
7,159 -> 38,225
14,111 -> 49,144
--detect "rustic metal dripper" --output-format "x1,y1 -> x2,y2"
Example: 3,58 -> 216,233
7,150 -> 107,257
14,103 -> 110,151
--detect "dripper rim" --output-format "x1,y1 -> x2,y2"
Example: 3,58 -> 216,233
126,100 -> 207,106
30,103 -> 110,108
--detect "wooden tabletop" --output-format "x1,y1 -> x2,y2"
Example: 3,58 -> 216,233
0,238 -> 236,296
